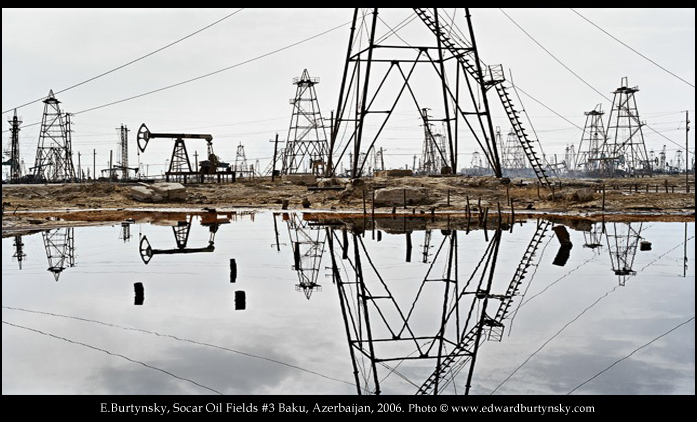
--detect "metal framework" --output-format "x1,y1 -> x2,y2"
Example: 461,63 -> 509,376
575,104 -> 607,173
601,77 -> 652,176
604,222 -> 643,286
42,228 -> 75,282
32,90 -> 76,182
4,109 -> 23,183
12,235 -> 27,269
137,123 -> 230,183
282,69 -> 329,176
285,213 -> 326,299
138,214 -> 228,265
327,8 -> 503,179
418,108 -> 448,174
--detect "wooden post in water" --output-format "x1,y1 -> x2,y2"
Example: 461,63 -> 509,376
230,259 -> 237,283
447,189 -> 450,206
403,189 -> 407,209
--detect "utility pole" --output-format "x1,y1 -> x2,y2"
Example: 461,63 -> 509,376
272,133 -> 279,181
77,152 -> 81,183
109,150 -> 113,183
687,110 -> 690,193
93,149 -> 96,182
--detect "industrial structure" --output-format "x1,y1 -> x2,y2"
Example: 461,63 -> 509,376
42,227 -> 76,282
136,123 -> 231,183
282,69 -> 329,177
327,8 -> 552,192
32,90 -> 76,182
3,109 -> 23,183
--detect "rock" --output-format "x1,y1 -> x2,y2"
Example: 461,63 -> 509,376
374,187 -> 430,207
374,169 -> 413,177
569,188 -> 595,203
149,182 -> 187,201
130,186 -> 157,202
281,174 -> 317,185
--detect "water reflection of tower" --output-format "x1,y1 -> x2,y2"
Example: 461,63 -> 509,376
583,221 -> 605,253
604,222 -> 643,286
139,214 -> 225,264
42,228 -> 75,281
12,235 -> 27,269
284,213 -> 326,299
326,226 -> 499,395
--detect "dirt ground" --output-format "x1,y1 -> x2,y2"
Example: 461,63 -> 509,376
2,173 -> 694,236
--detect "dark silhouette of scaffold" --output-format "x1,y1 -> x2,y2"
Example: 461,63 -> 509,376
324,217 -> 551,395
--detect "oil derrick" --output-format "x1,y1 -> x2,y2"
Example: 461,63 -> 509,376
604,222 -> 643,286
4,109 -> 23,183
503,127 -> 527,172
12,235 -> 27,269
114,125 -> 137,179
32,90 -> 76,182
282,69 -> 329,176
419,108 -> 448,174
233,142 -> 251,176
326,226 -> 506,395
575,104 -> 607,174
601,77 -> 651,177
327,8 -> 503,179
42,228 -> 75,282
285,213 -> 326,299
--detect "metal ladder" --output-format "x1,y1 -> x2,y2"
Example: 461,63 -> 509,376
413,8 -> 552,190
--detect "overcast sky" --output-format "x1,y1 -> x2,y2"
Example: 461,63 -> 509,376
2,8 -> 694,178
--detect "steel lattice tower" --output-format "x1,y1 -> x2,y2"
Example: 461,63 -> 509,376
575,104 -> 607,173
6,109 -> 23,183
327,8 -> 503,179
282,69 -> 329,176
234,142 -> 249,174
32,90 -> 76,182
601,77 -> 651,176
419,108 -> 447,174
503,127 -> 526,170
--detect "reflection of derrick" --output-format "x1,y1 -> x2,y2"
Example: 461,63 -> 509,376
285,213 -> 326,299
327,227 -> 503,395
605,222 -> 643,286
583,222 -> 605,253
42,228 -> 75,281
12,235 -> 27,269
139,214 -> 228,265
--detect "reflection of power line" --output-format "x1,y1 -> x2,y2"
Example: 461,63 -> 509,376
490,285 -> 621,395
2,320 -> 223,395
567,316 -> 695,395
2,306 -> 353,387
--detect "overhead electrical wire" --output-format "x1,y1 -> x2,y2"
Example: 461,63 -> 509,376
500,8 -> 693,156
570,8 -> 695,89
2,8 -> 245,115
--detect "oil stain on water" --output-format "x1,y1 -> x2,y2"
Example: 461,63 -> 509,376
2,211 -> 694,395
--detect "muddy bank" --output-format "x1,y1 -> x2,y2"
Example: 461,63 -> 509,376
2,174 -> 693,236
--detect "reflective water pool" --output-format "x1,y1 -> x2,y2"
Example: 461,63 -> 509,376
2,211 -> 694,395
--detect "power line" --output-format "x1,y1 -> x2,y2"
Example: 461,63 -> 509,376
2,319 -> 224,394
567,316 -> 695,395
2,9 -> 245,115
499,9 -> 612,103
72,20 -> 350,116
570,8 -> 695,89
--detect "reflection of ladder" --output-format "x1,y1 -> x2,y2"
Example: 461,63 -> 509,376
489,220 -> 551,341
413,8 -> 551,189
416,319 -> 488,395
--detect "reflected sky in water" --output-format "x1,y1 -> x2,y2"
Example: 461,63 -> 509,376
2,211 -> 694,395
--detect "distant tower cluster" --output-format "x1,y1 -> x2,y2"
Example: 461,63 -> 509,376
32,90 -> 76,182
418,108 -> 449,174
282,69 -> 329,176
600,77 -> 651,176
